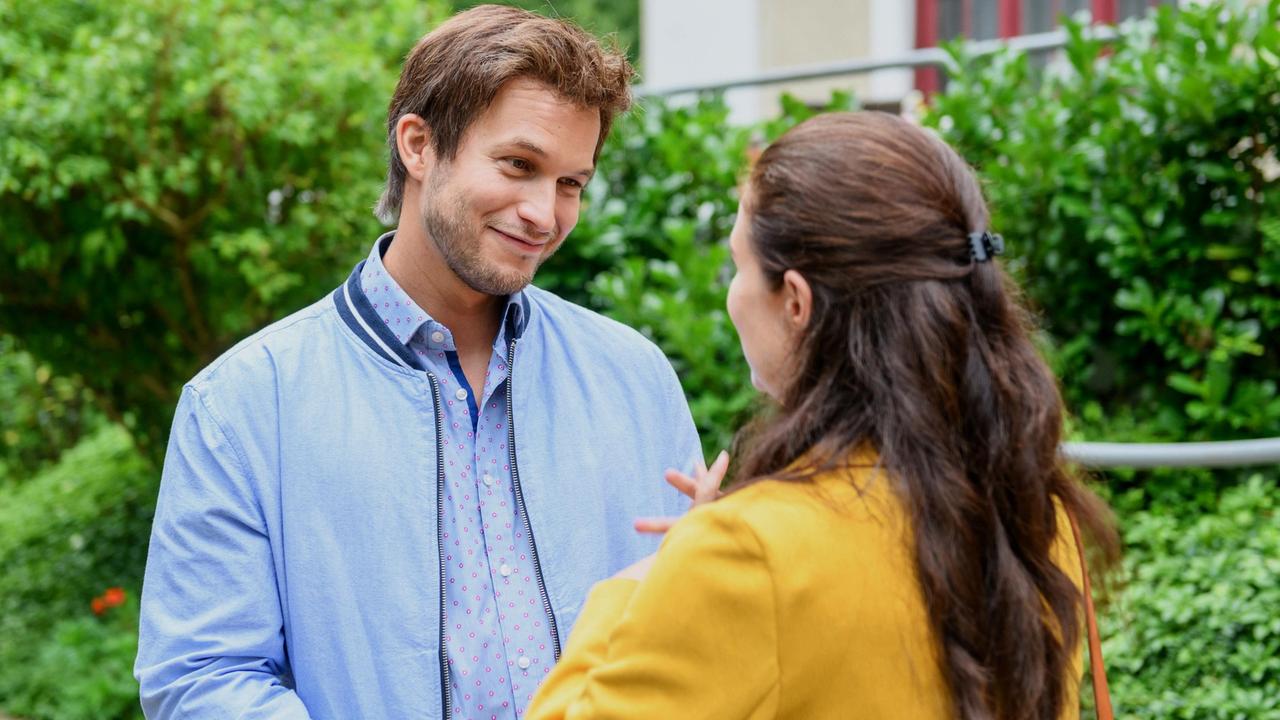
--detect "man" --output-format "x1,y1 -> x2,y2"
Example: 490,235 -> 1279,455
134,6 -> 701,718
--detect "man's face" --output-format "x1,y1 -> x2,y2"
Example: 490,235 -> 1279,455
418,78 -> 601,296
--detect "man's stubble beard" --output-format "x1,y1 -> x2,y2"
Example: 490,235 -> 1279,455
419,170 -> 560,297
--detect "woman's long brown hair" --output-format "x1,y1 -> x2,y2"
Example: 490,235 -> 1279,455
732,111 -> 1118,720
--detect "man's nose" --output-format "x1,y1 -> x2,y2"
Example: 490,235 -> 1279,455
515,182 -> 558,239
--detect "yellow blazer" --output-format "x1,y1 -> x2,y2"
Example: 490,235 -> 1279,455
526,458 -> 1084,719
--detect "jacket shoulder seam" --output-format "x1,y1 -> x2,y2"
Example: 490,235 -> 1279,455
183,385 -> 257,515
196,302 -> 336,383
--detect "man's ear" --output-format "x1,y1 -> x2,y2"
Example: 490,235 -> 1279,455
395,113 -> 435,182
781,269 -> 813,332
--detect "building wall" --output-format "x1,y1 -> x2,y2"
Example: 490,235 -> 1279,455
641,0 -> 1193,123
641,0 -> 916,124
641,0 -> 764,124
757,0 -> 871,111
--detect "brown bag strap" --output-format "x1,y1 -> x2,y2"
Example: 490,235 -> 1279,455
1068,512 -> 1113,720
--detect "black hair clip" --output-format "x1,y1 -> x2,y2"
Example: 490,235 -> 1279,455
968,231 -> 1004,263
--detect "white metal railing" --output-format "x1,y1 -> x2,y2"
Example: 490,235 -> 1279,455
1063,438 -> 1280,469
636,26 -> 1118,97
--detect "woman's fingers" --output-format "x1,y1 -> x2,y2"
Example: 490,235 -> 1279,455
701,450 -> 730,497
644,451 -> 732,534
665,450 -> 730,502
689,450 -> 729,503
664,468 -> 699,498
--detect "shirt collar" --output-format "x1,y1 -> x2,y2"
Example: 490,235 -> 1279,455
359,231 -> 528,348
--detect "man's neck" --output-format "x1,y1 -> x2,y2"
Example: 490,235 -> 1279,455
382,226 -> 505,356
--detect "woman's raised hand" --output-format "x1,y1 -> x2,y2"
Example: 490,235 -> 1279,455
633,450 -> 729,534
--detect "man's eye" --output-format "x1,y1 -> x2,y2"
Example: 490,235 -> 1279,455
508,158 -> 532,171
559,178 -> 582,190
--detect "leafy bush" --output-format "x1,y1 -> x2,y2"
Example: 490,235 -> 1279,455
0,0 -> 445,461
0,426 -> 154,717
2,590 -> 142,720
1101,473 -> 1280,719
0,335 -> 103,487
453,0 -> 641,63
924,0 -> 1280,449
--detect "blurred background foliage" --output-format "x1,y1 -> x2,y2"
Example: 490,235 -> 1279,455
930,3 -> 1280,451
454,0 -> 641,62
0,0 -> 1277,718
0,0 -> 445,461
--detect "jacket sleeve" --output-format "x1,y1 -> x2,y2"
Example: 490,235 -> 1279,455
525,507 -> 781,719
135,386 -> 313,719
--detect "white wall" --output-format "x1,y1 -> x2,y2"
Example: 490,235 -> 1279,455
641,0 -> 764,124
867,0 -> 916,105
641,0 -> 918,124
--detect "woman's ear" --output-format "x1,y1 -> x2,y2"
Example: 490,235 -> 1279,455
395,113 -> 435,181
781,269 -> 812,332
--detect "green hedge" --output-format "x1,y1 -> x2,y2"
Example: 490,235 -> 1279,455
0,337 -> 103,487
0,0 -> 444,461
0,426 -> 153,719
1104,473 -> 1280,718
2,594 -> 141,720
545,2 -> 1280,713
924,1 -> 1280,450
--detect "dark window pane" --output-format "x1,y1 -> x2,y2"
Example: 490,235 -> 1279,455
1118,0 -> 1151,20
973,0 -> 999,39
939,0 -> 965,41
1119,0 -> 1177,20
1026,0 -> 1123,33
1063,0 -> 1090,19
1023,0 -> 1054,33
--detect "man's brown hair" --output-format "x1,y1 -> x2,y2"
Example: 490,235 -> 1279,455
374,4 -> 634,224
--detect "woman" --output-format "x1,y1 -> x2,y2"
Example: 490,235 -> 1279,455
525,111 -> 1117,720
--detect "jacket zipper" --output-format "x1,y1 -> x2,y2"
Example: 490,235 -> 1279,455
427,372 -> 453,720
505,337 -> 563,660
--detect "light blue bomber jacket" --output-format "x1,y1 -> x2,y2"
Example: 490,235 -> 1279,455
135,252 -> 701,719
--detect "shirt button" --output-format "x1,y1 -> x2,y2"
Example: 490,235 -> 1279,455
455,388 -> 468,401
517,656 -> 531,670
499,563 -> 513,577
483,474 -> 495,487
430,330 -> 445,344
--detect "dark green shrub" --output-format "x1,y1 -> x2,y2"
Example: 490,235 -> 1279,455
0,335 -> 103,487
2,591 -> 142,720
1102,472 -> 1280,719
924,0 -> 1280,450
0,0 -> 444,461
453,0 -> 641,63
0,427 -> 154,716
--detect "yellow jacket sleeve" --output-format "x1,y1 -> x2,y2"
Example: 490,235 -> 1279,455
525,507 -> 781,720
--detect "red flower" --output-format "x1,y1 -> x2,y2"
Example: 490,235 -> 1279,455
91,597 -> 107,616
103,587 -> 126,608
